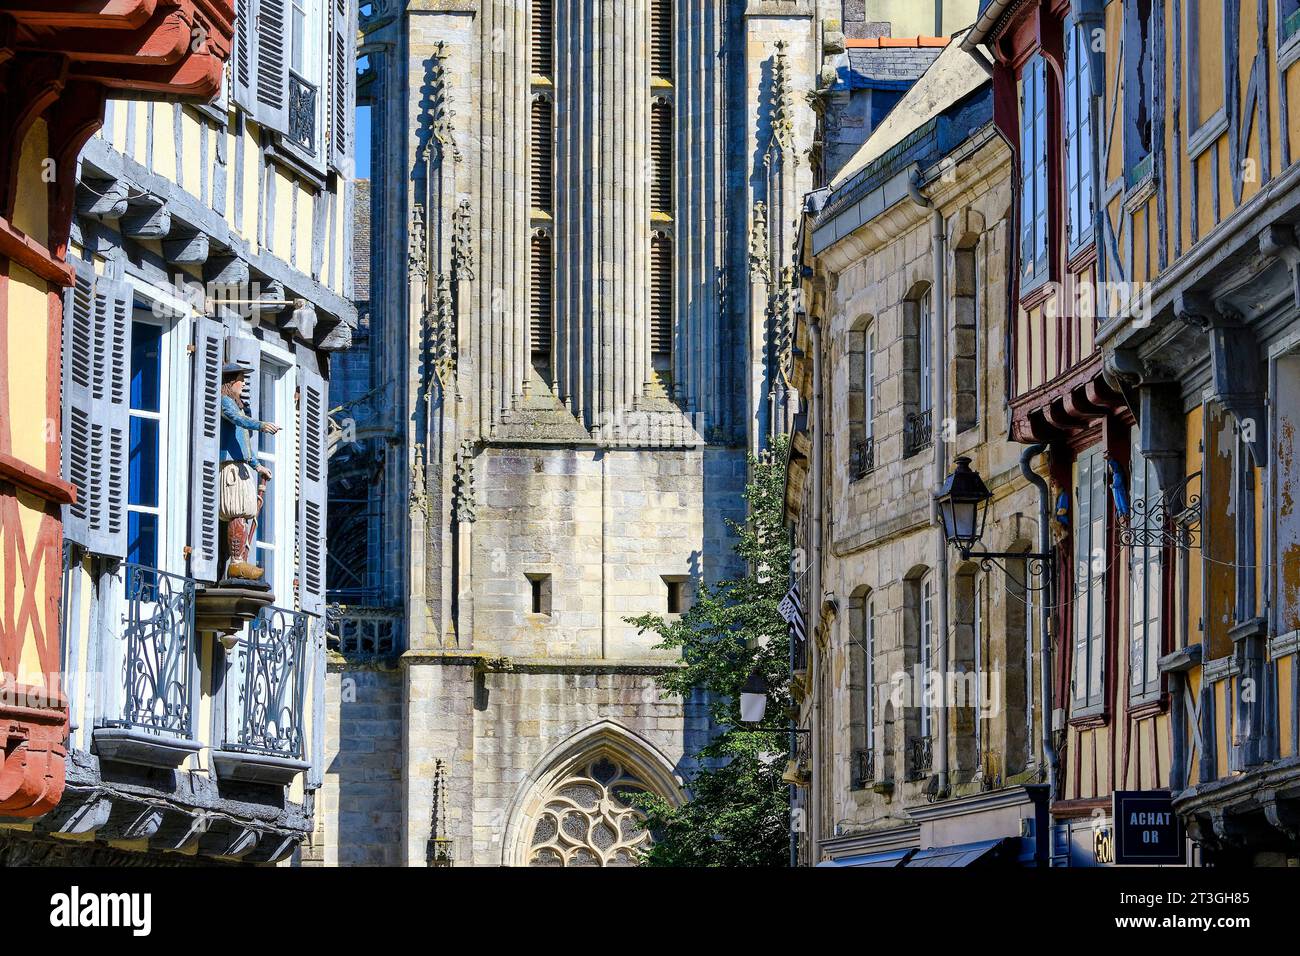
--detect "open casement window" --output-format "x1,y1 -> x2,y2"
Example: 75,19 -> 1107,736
1128,435 -> 1164,704
1019,54 -> 1049,286
1064,20 -> 1094,253
1284,0 -> 1300,46
61,260 -> 130,558
1201,401 -> 1238,660
298,357 -> 328,614
1072,447 -> 1108,714
255,354 -> 298,599
1122,0 -> 1155,185
127,315 -> 175,572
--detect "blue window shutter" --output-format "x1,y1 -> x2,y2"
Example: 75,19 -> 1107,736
189,314 -> 225,582
298,357 -> 328,614
61,258 -> 95,548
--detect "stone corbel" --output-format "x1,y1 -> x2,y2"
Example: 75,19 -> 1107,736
1259,223 -> 1300,311
120,191 -> 170,239
1177,291 -> 1268,466
161,228 -> 209,265
1259,789 -> 1300,841
76,176 -> 130,219
199,823 -> 261,861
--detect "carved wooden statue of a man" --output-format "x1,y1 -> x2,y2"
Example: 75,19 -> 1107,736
220,364 -> 280,581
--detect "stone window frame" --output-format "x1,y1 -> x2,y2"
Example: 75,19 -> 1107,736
846,312 -> 876,478
902,565 -> 935,779
847,585 -> 877,788
900,281 -> 933,458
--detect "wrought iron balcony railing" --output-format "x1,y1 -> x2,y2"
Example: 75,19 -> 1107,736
106,563 -> 197,738
852,747 -> 875,788
230,605 -> 309,760
904,409 -> 932,458
907,735 -> 933,780
791,632 -> 808,675
287,72 -> 318,153
327,604 -> 401,657
850,436 -> 875,479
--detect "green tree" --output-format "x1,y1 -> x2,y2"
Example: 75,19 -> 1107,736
625,436 -> 794,867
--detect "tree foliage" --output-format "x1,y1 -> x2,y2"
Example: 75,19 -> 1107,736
624,436 -> 794,867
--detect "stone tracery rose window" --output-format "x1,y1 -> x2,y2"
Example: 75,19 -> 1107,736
527,756 -> 653,866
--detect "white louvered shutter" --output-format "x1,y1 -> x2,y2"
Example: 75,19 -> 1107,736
297,358 -> 327,614
254,0 -> 290,133
329,0 -> 354,170
90,273 -> 131,558
189,315 -> 225,582
60,259 -> 95,548
232,0 -> 258,112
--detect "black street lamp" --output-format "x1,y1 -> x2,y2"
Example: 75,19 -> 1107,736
937,456 -> 1051,572
936,456 -> 991,559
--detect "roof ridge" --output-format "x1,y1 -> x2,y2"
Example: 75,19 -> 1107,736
844,35 -> 950,49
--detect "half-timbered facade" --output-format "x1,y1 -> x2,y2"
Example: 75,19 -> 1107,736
963,0 -> 1183,866
1079,0 -> 1300,866
0,0 -> 357,864
0,0 -> 234,856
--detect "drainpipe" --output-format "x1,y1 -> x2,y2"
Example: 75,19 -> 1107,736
910,169 -> 949,797
929,207 -> 950,798
1019,443 -> 1060,804
808,312 -> 823,865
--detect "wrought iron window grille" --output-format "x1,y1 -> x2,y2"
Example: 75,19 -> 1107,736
851,436 -> 875,479
907,735 -> 933,781
852,747 -> 875,789
231,605 -> 309,759
1118,469 -> 1202,550
287,72 -> 318,153
904,409 -> 933,458
107,563 -> 197,738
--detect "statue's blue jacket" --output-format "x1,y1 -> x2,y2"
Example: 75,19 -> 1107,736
221,395 -> 261,463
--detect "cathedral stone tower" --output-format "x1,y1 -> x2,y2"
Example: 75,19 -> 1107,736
321,0 -> 839,866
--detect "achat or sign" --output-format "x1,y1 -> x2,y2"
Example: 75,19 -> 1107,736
1113,790 -> 1186,865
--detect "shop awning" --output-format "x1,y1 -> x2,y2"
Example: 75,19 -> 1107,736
902,837 -> 1020,868
817,847 -> 915,867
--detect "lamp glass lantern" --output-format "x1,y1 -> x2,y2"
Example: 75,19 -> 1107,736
739,669 -> 769,724
937,456 -> 992,556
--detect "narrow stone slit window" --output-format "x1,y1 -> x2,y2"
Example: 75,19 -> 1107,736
663,576 -> 689,615
528,573 -> 552,616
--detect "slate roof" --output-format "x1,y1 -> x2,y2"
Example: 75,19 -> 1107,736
841,47 -> 944,88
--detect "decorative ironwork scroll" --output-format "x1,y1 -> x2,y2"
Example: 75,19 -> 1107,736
287,73 -> 318,152
1119,469 -> 1202,550
115,563 -> 196,737
234,605 -> 309,759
